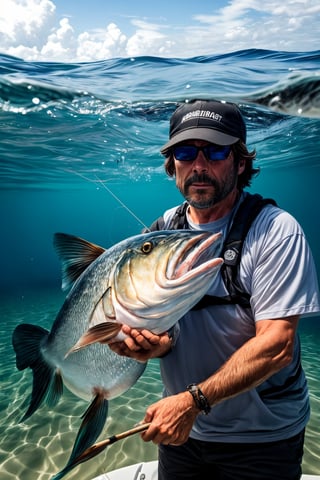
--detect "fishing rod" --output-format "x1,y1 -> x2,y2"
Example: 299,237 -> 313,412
69,422 -> 151,469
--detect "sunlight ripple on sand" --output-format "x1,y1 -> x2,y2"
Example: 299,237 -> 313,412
0,295 -> 319,479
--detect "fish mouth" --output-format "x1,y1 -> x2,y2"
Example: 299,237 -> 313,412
167,231 -> 223,282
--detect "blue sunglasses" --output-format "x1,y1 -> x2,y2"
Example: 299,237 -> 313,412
173,144 -> 232,162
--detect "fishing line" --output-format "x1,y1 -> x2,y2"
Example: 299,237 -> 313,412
94,174 -> 149,230
62,168 -> 148,230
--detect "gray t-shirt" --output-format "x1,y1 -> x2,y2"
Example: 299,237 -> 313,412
160,193 -> 320,442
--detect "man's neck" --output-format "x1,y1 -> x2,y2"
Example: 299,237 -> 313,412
187,189 -> 240,224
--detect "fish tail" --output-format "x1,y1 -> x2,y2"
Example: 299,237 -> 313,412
51,392 -> 109,479
12,323 -> 63,420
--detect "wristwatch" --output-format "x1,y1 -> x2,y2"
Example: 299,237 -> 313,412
187,383 -> 211,415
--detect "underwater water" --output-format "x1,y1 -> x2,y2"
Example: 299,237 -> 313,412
0,49 -> 320,479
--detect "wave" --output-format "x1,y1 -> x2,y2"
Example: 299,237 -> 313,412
1,74 -> 320,120
1,48 -> 319,190
245,73 -> 320,117
1,49 -> 320,118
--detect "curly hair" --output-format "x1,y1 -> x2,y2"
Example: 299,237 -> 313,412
163,141 -> 260,190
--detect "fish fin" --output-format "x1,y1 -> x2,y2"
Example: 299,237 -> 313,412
89,289 -> 115,328
51,392 -> 108,480
46,370 -> 64,408
102,288 -> 115,318
12,324 -> 57,421
54,233 -> 106,291
66,323 -> 122,356
51,440 -> 109,480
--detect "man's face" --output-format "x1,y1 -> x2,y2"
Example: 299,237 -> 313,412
173,140 -> 241,209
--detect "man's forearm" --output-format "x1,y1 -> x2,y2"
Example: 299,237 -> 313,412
198,317 -> 298,407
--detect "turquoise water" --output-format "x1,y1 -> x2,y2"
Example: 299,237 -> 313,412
0,50 -> 320,478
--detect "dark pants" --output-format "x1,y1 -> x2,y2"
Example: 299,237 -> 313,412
158,430 -> 305,480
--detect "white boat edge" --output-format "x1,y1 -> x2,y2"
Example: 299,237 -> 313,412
91,460 -> 320,480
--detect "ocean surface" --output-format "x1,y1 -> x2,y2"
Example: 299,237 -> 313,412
1,49 -> 320,479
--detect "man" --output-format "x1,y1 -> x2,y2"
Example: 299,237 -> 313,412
110,99 -> 320,479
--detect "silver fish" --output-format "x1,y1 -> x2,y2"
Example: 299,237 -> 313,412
12,229 -> 223,479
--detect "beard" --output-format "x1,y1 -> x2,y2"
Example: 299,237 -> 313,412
180,170 -> 238,209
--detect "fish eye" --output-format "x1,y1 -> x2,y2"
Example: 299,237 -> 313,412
141,241 -> 153,254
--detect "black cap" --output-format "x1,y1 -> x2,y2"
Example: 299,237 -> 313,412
160,99 -> 246,154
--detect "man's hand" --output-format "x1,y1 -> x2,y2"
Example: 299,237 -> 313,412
108,324 -> 173,362
140,391 -> 199,445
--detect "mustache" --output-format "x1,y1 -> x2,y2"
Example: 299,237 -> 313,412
184,173 -> 217,189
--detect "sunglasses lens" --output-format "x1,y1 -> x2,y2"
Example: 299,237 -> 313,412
173,145 -> 231,162
173,146 -> 198,161
207,145 -> 231,161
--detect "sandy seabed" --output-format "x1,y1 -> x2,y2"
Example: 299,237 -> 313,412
1,292 -> 319,479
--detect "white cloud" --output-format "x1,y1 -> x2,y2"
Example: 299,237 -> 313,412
76,24 -> 127,61
0,0 -> 319,63
0,0 -> 56,45
126,20 -> 172,57
189,0 -> 319,53
40,18 -> 75,60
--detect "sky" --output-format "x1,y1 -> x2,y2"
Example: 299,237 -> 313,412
0,0 -> 319,63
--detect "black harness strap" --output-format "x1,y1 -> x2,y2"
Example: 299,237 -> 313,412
144,202 -> 189,233
169,202 -> 190,230
145,193 -> 277,309
192,194 -> 277,309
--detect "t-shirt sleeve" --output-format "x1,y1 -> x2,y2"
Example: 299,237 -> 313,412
244,208 -> 320,321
